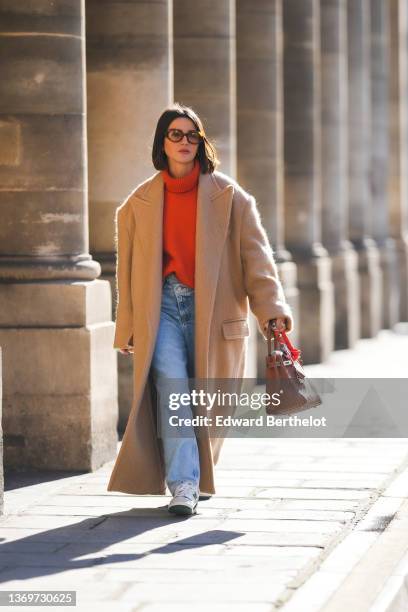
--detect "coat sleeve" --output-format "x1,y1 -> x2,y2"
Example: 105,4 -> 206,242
240,194 -> 294,337
113,201 -> 134,349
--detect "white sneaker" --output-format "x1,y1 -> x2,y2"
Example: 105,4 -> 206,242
168,481 -> 199,516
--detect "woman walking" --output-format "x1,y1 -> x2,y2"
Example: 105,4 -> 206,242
108,103 -> 294,516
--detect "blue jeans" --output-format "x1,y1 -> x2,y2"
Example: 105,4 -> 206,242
150,272 -> 200,495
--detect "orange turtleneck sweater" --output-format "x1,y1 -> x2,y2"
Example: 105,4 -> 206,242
161,158 -> 200,288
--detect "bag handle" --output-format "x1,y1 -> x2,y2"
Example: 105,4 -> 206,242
266,320 -> 277,356
266,320 -> 301,361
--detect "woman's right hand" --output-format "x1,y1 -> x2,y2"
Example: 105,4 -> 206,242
119,344 -> 134,355
119,335 -> 134,355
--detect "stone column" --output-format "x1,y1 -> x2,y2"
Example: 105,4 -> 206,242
370,0 -> 399,329
283,0 -> 335,364
173,1 -> 256,369
388,0 -> 408,322
86,0 -> 173,430
236,0 -> 298,378
0,1 -> 117,470
173,0 -> 236,176
320,0 -> 360,349
347,0 -> 382,338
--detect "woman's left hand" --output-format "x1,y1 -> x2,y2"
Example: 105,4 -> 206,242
263,317 -> 287,333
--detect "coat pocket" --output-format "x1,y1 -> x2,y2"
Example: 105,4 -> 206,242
222,318 -> 250,339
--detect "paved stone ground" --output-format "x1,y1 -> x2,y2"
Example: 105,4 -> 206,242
1,328 -> 407,611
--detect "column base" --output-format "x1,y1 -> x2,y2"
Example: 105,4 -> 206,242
291,248 -> 334,365
378,238 -> 400,329
394,236 -> 408,322
99,262 -> 133,433
278,260 -> 300,344
330,244 -> 360,350
353,238 -> 383,338
0,280 -> 118,471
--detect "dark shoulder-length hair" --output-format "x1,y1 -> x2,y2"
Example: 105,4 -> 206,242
152,103 -> 220,174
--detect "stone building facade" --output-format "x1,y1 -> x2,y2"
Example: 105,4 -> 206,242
0,1 -> 407,500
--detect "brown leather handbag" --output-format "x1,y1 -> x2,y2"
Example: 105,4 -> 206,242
265,320 -> 322,415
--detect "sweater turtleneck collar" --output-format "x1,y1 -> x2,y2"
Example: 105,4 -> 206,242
162,158 -> 200,193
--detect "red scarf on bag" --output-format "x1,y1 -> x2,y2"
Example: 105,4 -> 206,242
274,329 -> 302,362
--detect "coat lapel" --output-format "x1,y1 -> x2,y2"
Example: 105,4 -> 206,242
195,175 -> 234,378
129,169 -> 235,378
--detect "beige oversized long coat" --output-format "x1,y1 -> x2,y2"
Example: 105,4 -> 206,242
107,167 -> 294,496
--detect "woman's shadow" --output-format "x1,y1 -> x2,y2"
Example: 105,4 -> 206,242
1,471 -> 243,584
